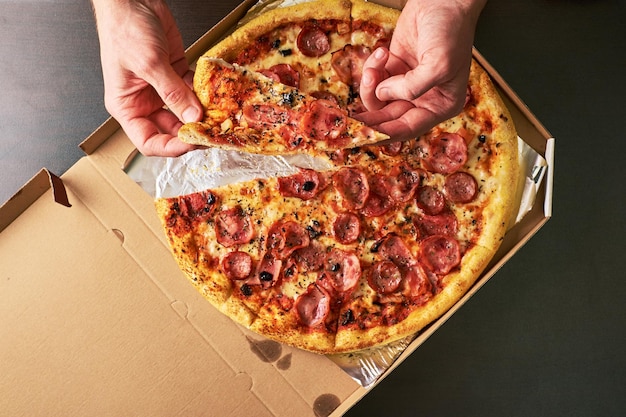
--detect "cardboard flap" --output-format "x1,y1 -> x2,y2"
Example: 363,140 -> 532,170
0,169 -> 71,233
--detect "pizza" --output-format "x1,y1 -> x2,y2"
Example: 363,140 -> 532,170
155,0 -> 520,354
179,57 -> 388,156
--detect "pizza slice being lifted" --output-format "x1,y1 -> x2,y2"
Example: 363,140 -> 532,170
179,58 -> 389,156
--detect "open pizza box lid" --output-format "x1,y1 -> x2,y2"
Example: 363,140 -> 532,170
0,0 -> 554,415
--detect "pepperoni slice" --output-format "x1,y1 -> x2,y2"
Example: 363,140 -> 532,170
333,167 -> 369,210
422,132 -> 468,174
403,264 -> 433,302
259,63 -> 300,88
415,211 -> 458,237
278,168 -> 326,200
323,248 -> 361,293
380,141 -> 403,156
177,190 -> 218,220
362,174 -> 394,217
295,283 -> 330,327
416,186 -> 446,215
330,46 -> 352,86
332,212 -> 361,244
378,234 -> 416,271
293,241 -> 325,272
387,165 -> 424,203
242,103 -> 291,129
420,235 -> 461,275
367,260 -> 402,295
297,24 -> 330,57
215,206 -> 254,247
330,44 -> 371,90
444,172 -> 478,203
221,251 -> 252,281
310,90 -> 339,105
255,253 -> 283,288
300,99 -> 348,143
266,221 -> 310,259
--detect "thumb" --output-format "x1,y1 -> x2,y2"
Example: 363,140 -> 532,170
148,62 -> 203,123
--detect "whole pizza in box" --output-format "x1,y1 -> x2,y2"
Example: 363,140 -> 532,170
155,0 -> 519,353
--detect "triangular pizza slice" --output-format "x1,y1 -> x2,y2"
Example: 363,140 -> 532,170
179,58 -> 388,156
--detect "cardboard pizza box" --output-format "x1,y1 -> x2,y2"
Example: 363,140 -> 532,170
0,0 -> 554,415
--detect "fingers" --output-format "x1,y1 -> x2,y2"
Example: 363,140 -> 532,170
354,100 -> 414,126
146,57 -> 203,125
375,105 -> 442,141
133,57 -> 203,157
375,61 -> 441,103
357,87 -> 461,142
360,48 -> 389,111
122,109 -> 197,157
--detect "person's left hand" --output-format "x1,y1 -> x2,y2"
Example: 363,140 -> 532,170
356,0 -> 486,141
94,0 -> 203,156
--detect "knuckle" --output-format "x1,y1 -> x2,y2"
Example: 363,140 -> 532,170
162,85 -> 186,107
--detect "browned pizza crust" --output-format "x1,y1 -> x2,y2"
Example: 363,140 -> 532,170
206,0 -> 352,63
350,0 -> 400,27
465,60 -> 520,250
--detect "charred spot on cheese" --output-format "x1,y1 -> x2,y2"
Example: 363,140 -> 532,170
306,220 -> 322,239
284,265 -> 295,277
340,309 -> 355,326
291,136 -> 303,147
281,91 -> 296,106
370,239 -> 383,253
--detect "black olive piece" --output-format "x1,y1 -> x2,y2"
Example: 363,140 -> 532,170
302,181 -> 316,191
240,284 -> 253,296
259,271 -> 273,282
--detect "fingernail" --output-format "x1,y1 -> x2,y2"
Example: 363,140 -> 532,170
374,47 -> 385,59
377,87 -> 389,101
182,106 -> 201,123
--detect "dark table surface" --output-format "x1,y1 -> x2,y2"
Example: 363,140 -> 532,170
2,1 -> 625,416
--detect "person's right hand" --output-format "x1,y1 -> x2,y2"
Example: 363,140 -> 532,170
356,0 -> 486,142
92,0 -> 203,156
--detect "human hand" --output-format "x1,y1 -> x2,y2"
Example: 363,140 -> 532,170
357,0 -> 486,141
92,0 -> 203,156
